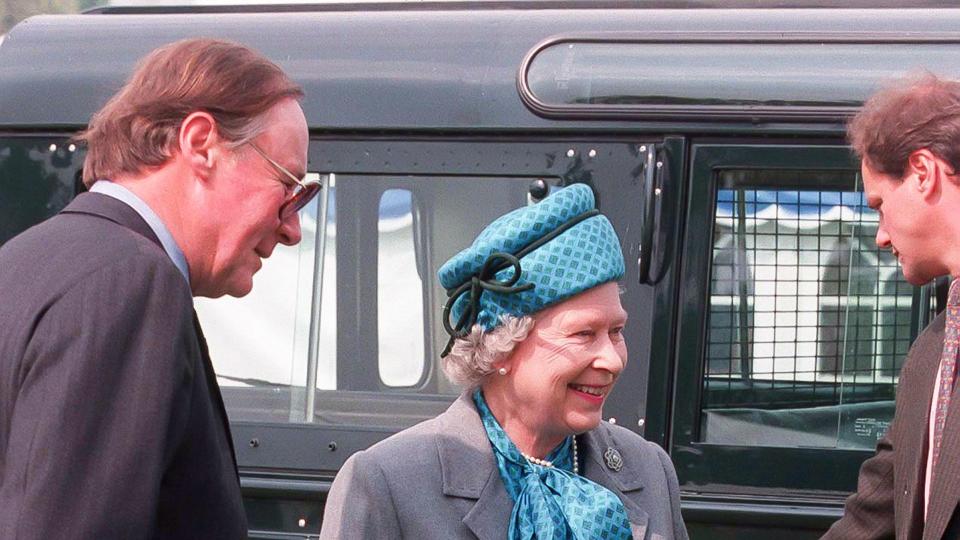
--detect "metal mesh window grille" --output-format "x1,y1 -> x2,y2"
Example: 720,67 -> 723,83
700,170 -> 917,448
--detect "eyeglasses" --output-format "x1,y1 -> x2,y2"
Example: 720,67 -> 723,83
247,141 -> 322,219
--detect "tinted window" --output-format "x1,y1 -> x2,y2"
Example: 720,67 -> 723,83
523,41 -> 960,117
0,137 -> 82,247
701,172 -> 913,449
204,172 -> 562,428
672,146 -> 929,496
378,188 -> 426,387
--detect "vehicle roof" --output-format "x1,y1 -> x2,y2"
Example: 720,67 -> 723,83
3,6 -> 960,133
86,1 -> 960,12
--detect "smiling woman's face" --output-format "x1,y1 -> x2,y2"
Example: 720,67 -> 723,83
485,281 -> 628,450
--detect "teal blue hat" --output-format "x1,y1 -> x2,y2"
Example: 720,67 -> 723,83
438,183 -> 625,357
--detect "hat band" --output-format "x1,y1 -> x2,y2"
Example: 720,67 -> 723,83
440,207 -> 600,357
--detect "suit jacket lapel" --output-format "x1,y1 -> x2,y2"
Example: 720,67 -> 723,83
923,312 -> 960,540
581,425 -> 650,538
436,393 -> 512,540
192,311 -> 240,479
898,313 -> 944,540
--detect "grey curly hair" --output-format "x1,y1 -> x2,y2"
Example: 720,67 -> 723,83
442,315 -> 535,387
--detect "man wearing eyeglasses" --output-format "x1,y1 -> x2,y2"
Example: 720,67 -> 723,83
0,39 -> 318,539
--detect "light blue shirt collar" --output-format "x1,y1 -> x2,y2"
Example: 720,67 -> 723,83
89,180 -> 191,284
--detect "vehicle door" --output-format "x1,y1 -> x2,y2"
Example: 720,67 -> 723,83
195,136 -> 666,537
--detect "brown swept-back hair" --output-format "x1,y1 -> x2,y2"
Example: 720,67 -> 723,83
75,38 -> 304,187
848,73 -> 960,180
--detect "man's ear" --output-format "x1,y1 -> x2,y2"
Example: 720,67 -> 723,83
907,149 -> 941,200
178,111 -> 220,180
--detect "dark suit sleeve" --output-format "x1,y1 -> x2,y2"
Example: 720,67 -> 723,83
820,424 -> 897,539
1,254 -> 195,539
319,450 -> 402,540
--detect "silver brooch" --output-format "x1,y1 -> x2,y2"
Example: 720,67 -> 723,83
604,447 -> 623,472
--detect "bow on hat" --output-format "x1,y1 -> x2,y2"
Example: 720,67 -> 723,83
437,184 -> 625,357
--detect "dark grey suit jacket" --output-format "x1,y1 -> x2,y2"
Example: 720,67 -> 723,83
320,392 -> 688,540
823,311 -> 960,540
0,193 -> 246,539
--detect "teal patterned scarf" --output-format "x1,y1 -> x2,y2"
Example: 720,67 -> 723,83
473,390 -> 633,540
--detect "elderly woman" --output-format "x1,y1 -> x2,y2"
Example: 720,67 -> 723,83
320,184 -> 687,540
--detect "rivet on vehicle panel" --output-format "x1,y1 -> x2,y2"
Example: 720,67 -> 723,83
529,179 -> 549,201
249,438 -> 259,448
608,417 -> 617,424
566,149 -> 575,158
638,418 -> 646,427
48,144 -> 57,152
328,441 -> 338,452
298,518 -> 307,528
588,149 -> 597,158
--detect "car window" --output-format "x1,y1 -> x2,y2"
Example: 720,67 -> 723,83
0,137 -> 81,247
377,188 -> 425,387
701,177 -> 911,449
201,171 -> 563,428
672,145 -> 930,496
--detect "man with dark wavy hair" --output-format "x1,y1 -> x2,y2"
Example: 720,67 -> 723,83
824,75 -> 960,539
0,39 -> 318,538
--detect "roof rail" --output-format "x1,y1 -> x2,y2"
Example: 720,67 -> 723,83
82,0 -> 960,15
84,1 -> 661,16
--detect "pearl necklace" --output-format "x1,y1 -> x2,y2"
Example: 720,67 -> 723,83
520,436 -> 579,475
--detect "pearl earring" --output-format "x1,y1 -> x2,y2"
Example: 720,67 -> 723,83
498,367 -> 508,376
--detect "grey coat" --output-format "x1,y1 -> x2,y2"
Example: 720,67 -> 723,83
320,392 -> 688,540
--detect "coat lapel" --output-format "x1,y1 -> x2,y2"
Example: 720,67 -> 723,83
460,468 -> 514,540
192,311 -> 240,478
436,393 -> 512,540
923,312 -> 960,540
438,394 -> 650,539
897,313 -> 944,540
581,425 -> 650,538
924,390 -> 960,540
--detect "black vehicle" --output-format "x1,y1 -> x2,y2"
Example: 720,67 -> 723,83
1,3 -> 956,538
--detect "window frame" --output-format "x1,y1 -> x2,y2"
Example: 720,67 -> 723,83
517,32 -> 960,123
671,143 -> 925,497
231,137 -> 654,477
